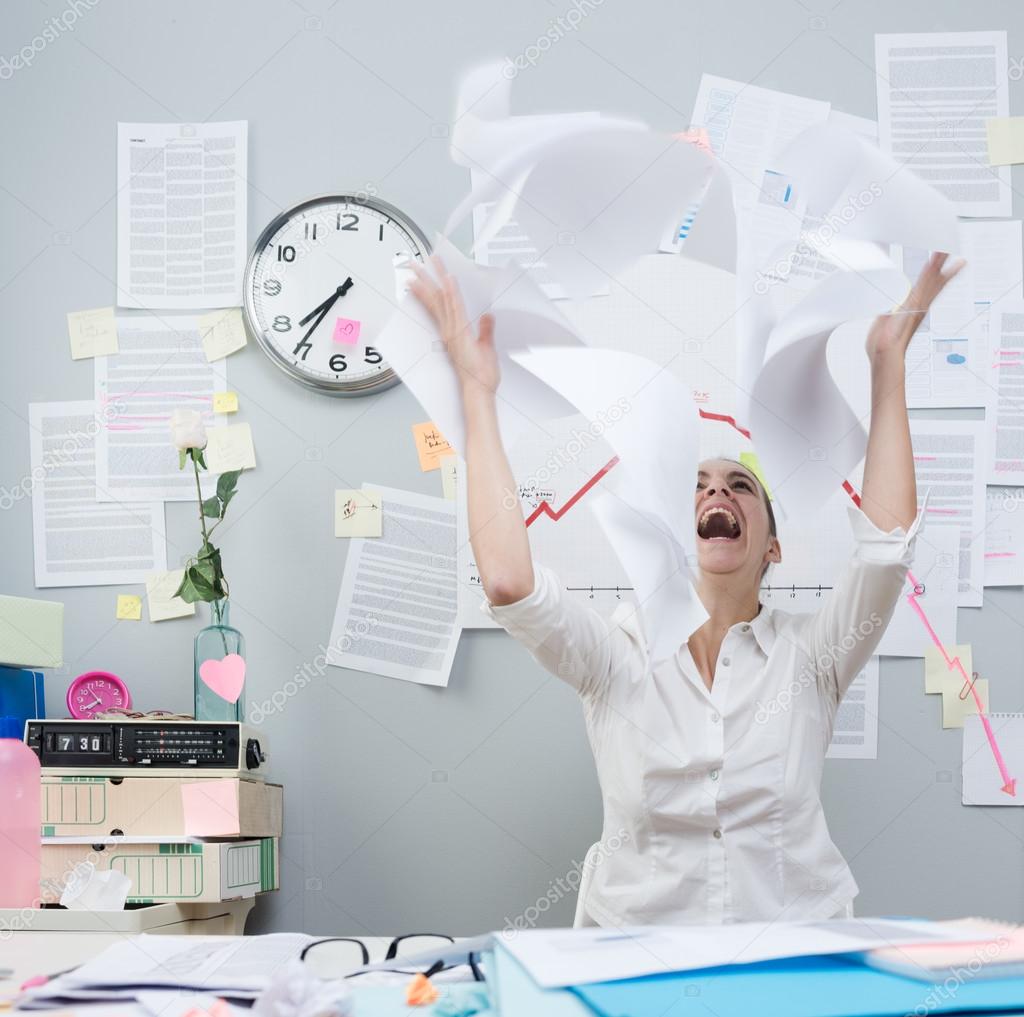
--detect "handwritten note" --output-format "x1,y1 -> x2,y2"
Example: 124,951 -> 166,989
332,317 -> 362,345
924,644 -> 973,694
213,391 -> 239,414
986,117 -> 1024,166
412,422 -> 453,472
440,456 -> 458,500
115,594 -> 142,621
205,423 -> 256,472
335,489 -> 382,538
181,780 -> 239,836
67,307 -> 118,360
145,570 -> 196,622
199,308 -> 247,362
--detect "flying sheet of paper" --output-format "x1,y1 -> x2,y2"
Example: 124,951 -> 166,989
455,420 -> 633,630
95,316 -> 226,502
561,254 -> 745,459
117,121 -> 248,309
327,484 -> 459,687
911,418 -> 986,607
987,299 -> 1024,484
29,401 -> 166,588
963,713 -> 1024,805
511,348 -> 708,661
875,32 -> 1011,218
983,487 -> 1024,586
199,307 -> 247,361
924,644 -> 973,694
334,489 -> 382,538
762,482 -> 960,658
688,74 -> 829,276
145,569 -> 195,622
986,117 -> 1024,166
941,677 -> 988,729
205,423 -> 255,473
825,657 -> 878,760
68,307 -> 118,360
439,456 -> 457,500
411,421 -> 453,471
447,67 -> 715,299
373,235 -> 582,456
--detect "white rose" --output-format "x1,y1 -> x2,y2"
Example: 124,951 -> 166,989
169,408 -> 208,450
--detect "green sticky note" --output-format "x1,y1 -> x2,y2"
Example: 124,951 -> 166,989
0,594 -> 63,668
739,452 -> 772,500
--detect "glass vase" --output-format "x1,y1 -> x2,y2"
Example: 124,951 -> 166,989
194,599 -> 245,722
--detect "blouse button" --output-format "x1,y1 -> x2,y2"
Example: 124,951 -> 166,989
721,657 -> 731,667
711,712 -> 721,724
741,624 -> 750,633
713,829 -> 723,839
709,769 -> 719,781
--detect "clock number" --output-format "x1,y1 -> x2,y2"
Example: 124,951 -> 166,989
277,245 -> 296,262
263,279 -> 282,296
378,224 -> 384,241
304,222 -> 318,241
338,213 -> 359,232
293,338 -> 313,361
272,315 -> 292,332
364,346 -> 383,365
329,353 -> 348,372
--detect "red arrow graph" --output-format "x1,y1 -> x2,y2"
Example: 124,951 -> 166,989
524,457 -> 619,527
842,482 -> 1015,796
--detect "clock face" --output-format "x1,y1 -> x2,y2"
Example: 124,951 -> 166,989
66,671 -> 131,719
243,194 -> 431,395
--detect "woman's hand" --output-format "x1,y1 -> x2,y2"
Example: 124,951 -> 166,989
409,256 -> 500,396
865,251 -> 966,363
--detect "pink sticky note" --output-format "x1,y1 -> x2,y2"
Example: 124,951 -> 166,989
332,317 -> 361,344
181,780 -> 240,836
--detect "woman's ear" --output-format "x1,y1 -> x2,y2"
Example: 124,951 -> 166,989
766,536 -> 782,566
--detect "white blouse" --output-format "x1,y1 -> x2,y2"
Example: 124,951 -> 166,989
483,504 -> 923,926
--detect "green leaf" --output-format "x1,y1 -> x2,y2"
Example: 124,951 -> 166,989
176,564 -> 219,604
189,447 -> 208,470
215,471 -> 240,514
201,496 -> 221,518
178,449 -> 187,471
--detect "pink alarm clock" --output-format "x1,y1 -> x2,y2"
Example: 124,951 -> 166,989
66,671 -> 132,719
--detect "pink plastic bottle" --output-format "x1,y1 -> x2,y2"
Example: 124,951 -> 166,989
0,738 -> 41,907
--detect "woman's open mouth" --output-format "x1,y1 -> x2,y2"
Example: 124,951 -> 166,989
697,505 -> 742,541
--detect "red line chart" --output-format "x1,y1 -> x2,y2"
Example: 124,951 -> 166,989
524,457 -> 620,527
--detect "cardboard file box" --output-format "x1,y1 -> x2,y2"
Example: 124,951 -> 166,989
40,776 -> 283,838
0,594 -> 63,668
39,837 -> 280,904
0,900 -> 255,936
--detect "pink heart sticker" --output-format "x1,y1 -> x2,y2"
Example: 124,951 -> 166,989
198,653 -> 246,703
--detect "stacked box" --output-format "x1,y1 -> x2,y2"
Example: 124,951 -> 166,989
39,774 -> 282,906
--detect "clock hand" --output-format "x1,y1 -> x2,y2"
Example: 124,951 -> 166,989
298,278 -> 355,328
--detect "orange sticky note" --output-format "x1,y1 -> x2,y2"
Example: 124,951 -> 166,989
180,780 -> 240,836
412,422 -> 452,472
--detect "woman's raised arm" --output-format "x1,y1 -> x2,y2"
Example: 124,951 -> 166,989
861,252 -> 965,533
409,258 -> 534,605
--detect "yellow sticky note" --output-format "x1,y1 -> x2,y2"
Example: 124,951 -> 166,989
986,117 -> 1024,166
199,308 -> 247,362
213,391 -> 239,414
440,456 -> 458,500
412,422 -> 453,472
205,423 -> 256,473
67,307 -> 118,360
941,678 -> 989,729
335,489 -> 382,537
145,570 -> 196,622
115,594 -> 142,621
739,452 -> 772,500
924,644 -> 972,694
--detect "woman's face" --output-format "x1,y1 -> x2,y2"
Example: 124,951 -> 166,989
694,459 -> 781,584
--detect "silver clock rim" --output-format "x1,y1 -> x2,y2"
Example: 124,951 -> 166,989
242,193 -> 433,397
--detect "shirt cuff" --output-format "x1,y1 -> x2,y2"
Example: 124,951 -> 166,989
479,562 -> 561,651
847,488 -> 929,565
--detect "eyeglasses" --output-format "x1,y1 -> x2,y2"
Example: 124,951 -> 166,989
300,933 -> 485,982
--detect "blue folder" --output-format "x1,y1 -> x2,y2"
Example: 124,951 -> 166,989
0,665 -> 44,739
571,954 -> 1024,1017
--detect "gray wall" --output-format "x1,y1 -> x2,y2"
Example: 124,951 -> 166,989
1,0 -> 1022,936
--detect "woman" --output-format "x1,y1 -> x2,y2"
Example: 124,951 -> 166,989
410,252 -> 962,926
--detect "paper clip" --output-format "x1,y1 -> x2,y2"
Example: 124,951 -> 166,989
959,670 -> 980,701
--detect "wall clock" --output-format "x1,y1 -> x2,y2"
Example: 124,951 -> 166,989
67,671 -> 132,719
243,194 -> 431,396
